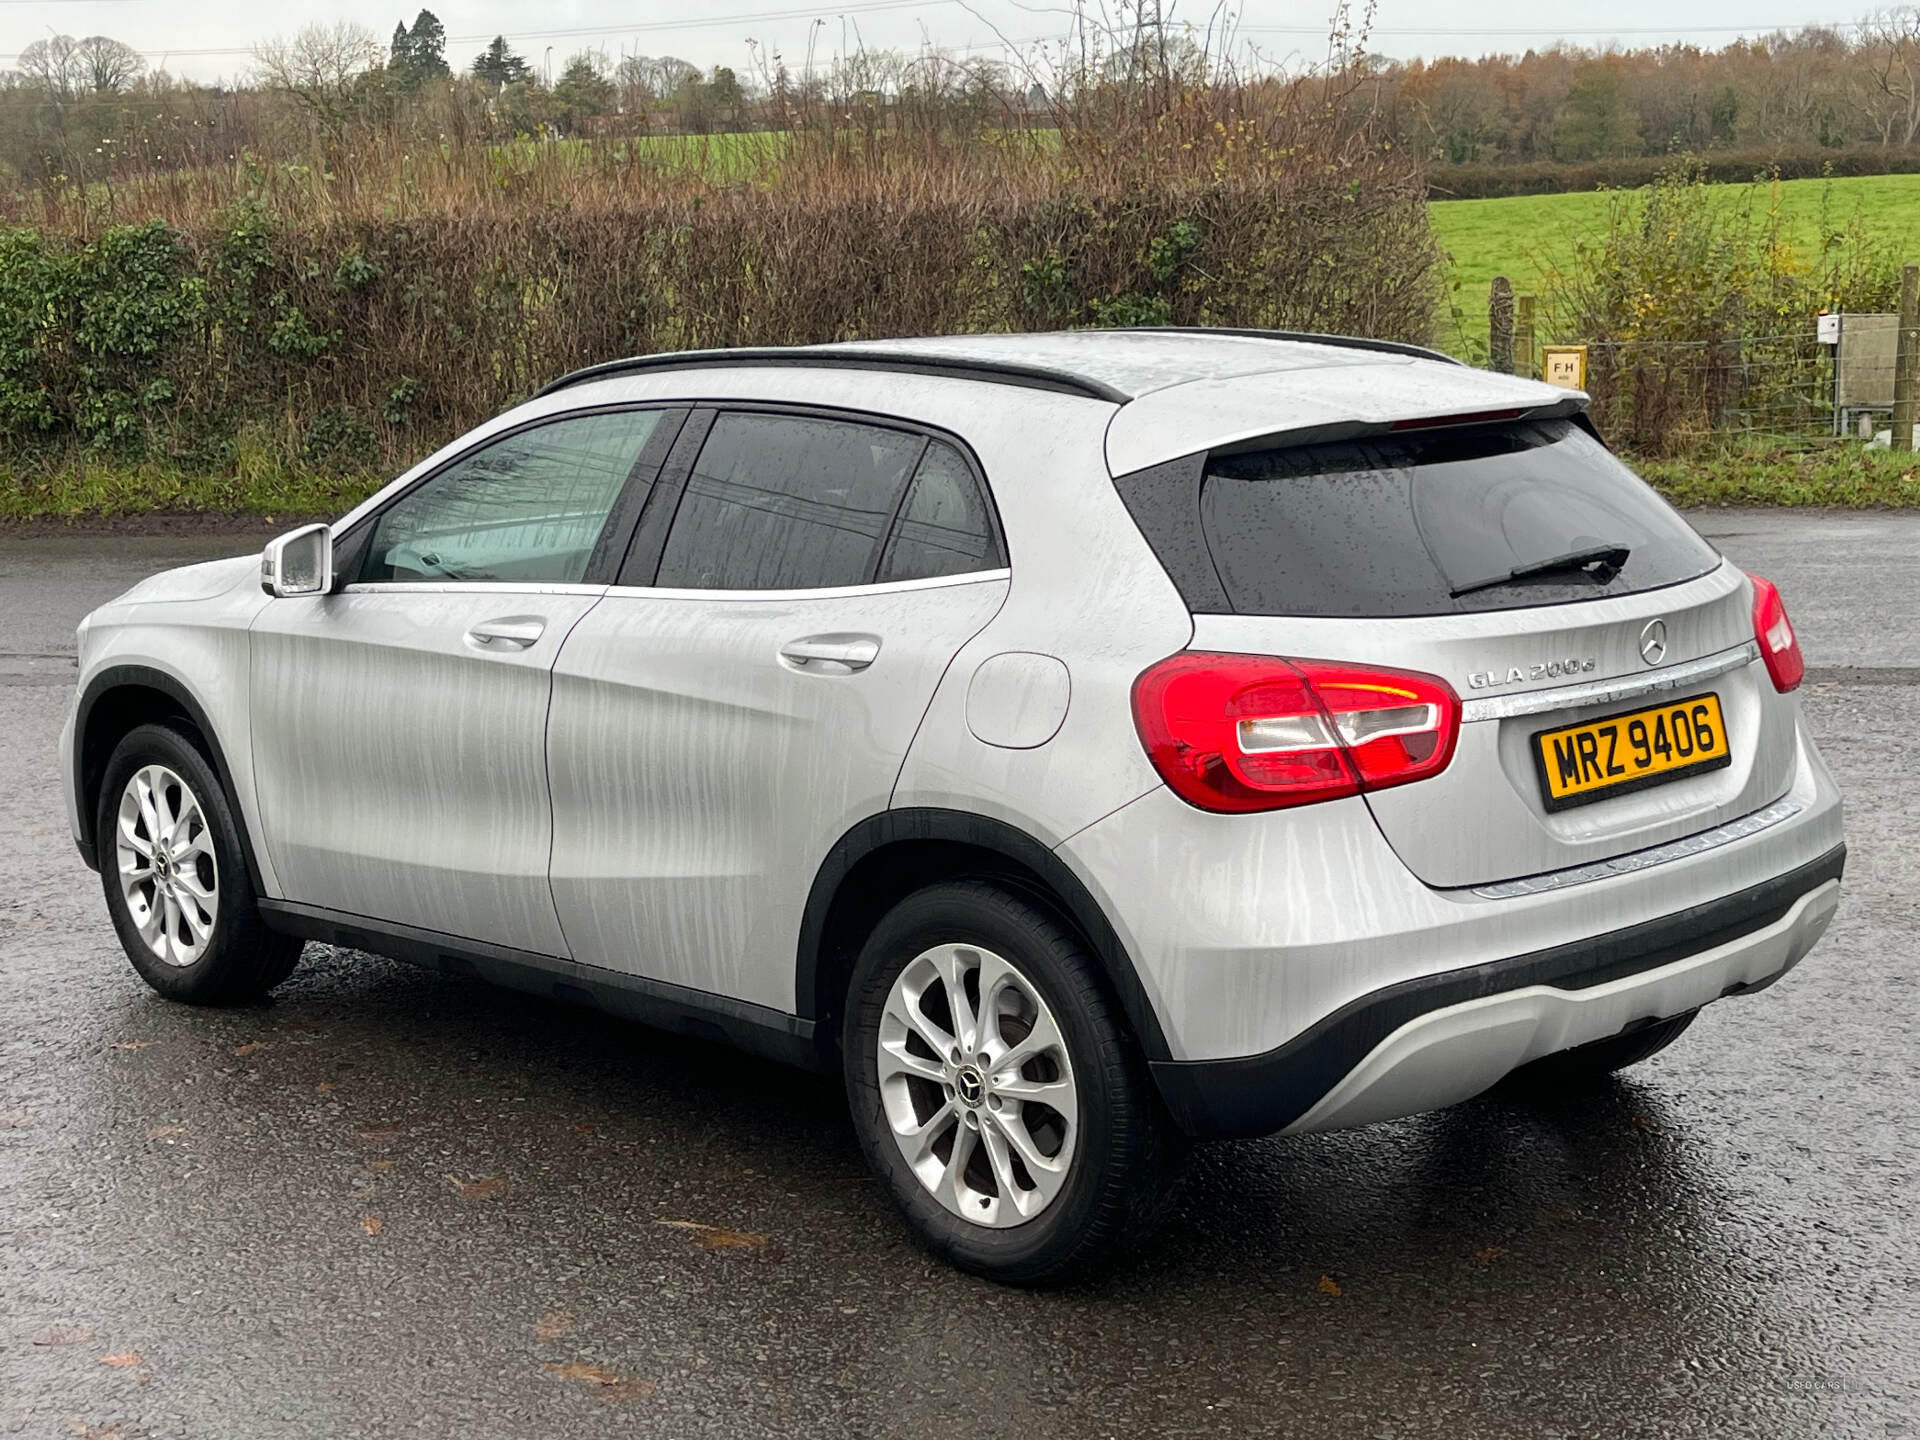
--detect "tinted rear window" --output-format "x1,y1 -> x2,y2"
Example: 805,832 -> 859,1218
1196,420 -> 1719,617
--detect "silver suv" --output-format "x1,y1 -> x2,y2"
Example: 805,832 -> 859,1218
61,330 -> 1845,1283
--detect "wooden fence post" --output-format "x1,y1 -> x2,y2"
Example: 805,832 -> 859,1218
1516,295 -> 1537,380
1489,277 -> 1515,374
1894,264 -> 1918,453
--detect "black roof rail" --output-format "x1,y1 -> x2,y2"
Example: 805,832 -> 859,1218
532,348 -> 1131,404
1114,326 -> 1465,366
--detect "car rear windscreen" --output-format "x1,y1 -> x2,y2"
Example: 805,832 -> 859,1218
1191,420 -> 1720,617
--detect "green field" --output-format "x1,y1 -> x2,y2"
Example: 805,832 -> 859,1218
1429,172 -> 1920,355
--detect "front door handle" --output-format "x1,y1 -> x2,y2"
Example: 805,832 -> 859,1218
779,634 -> 880,674
468,616 -> 546,650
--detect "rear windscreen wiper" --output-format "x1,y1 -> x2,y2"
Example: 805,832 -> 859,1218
1449,544 -> 1631,599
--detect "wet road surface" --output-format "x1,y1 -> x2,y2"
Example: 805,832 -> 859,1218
1,513 -> 1916,1437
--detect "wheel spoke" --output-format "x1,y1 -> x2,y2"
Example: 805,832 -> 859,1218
116,813 -> 154,859
897,1100 -> 957,1164
133,772 -> 162,848
932,947 -> 980,1052
993,1074 -> 1074,1108
876,1035 -> 947,1087
990,1004 -> 1065,1078
994,1109 -> 1070,1196
883,975 -> 957,1058
979,1119 -> 1022,1203
178,892 -> 214,941
938,1120 -> 979,1206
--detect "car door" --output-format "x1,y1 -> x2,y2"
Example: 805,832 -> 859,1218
547,408 -> 1010,1010
249,406 -> 683,955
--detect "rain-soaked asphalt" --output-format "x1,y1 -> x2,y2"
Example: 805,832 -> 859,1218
1,512 -> 1916,1438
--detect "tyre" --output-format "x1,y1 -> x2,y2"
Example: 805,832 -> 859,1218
842,880 -> 1182,1285
97,722 -> 303,1005
1513,1011 -> 1698,1085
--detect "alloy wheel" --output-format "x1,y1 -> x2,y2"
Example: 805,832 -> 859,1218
115,764 -> 219,968
876,942 -> 1079,1227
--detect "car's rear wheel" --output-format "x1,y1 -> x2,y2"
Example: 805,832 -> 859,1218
843,880 -> 1182,1285
98,723 -> 303,1004
1514,1010 -> 1698,1085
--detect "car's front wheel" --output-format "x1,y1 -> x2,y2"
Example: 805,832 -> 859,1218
842,881 -> 1182,1285
97,723 -> 303,1004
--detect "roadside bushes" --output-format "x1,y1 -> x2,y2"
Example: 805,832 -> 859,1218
0,131 -> 1439,504
1542,162 -> 1902,454
1430,147 -> 1920,200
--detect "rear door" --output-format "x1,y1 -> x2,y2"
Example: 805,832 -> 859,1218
547,408 -> 1009,1010
1120,417 -> 1797,887
249,406 -> 682,953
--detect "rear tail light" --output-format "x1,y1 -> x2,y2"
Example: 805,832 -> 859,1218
1131,652 -> 1460,813
1749,574 -> 1804,692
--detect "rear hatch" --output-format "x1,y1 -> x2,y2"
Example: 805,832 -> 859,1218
1118,416 -> 1799,888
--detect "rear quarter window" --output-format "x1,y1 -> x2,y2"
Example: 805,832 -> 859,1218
1126,419 -> 1720,618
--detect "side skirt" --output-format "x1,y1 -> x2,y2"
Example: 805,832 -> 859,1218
257,899 -> 824,1072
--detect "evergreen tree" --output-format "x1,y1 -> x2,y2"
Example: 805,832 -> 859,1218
389,10 -> 449,89
470,34 -> 531,93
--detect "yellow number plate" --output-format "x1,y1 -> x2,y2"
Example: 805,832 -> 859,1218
1532,692 -> 1731,811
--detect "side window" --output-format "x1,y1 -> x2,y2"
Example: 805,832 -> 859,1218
360,409 -> 666,584
877,440 -> 1004,582
655,413 -> 923,590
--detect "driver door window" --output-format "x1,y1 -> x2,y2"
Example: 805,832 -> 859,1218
361,409 -> 669,584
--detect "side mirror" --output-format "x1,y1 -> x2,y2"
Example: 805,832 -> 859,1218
261,524 -> 333,597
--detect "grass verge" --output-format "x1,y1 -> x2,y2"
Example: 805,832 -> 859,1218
0,458 -> 383,524
1632,441 -> 1920,508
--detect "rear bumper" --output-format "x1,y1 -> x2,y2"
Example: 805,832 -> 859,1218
1150,844 -> 1844,1138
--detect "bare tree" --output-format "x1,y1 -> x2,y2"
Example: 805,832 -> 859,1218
1853,8 -> 1920,146
74,35 -> 145,95
18,35 -> 82,100
254,22 -> 382,144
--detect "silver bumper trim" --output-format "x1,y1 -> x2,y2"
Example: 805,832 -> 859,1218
1466,798 -> 1805,900
1461,641 -> 1760,723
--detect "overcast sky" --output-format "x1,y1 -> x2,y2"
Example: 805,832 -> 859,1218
0,1 -> 1871,84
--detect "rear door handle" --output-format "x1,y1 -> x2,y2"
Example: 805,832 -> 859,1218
780,634 -> 880,674
467,616 -> 546,650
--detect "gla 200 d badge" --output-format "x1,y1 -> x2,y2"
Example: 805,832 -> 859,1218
1467,657 -> 1599,690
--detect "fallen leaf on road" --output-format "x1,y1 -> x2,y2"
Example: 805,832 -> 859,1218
98,1353 -> 143,1368
655,1219 -> 771,1253
1,1113 -> 37,1129
314,1081 -> 334,1092
1630,1114 -> 1662,1133
364,1159 -> 396,1174
544,1362 -> 656,1403
230,1042 -> 265,1057
547,1362 -> 618,1383
534,1311 -> 575,1341
146,1125 -> 185,1140
108,1041 -> 157,1051
445,1174 -> 510,1200
66,1421 -> 124,1438
361,1215 -> 383,1237
355,1124 -> 402,1144
34,1325 -> 95,1346
573,1124 -> 596,1135
1473,1246 -> 1506,1266
1317,1275 -> 1342,1296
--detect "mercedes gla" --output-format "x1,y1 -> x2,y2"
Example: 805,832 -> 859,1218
61,330 -> 1845,1282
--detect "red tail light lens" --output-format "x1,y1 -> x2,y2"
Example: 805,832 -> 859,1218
1131,652 -> 1460,813
1749,574 -> 1804,692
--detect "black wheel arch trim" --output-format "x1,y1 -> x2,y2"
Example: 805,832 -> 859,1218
1151,842 -> 1847,1139
72,663 -> 269,893
796,807 -> 1175,1064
